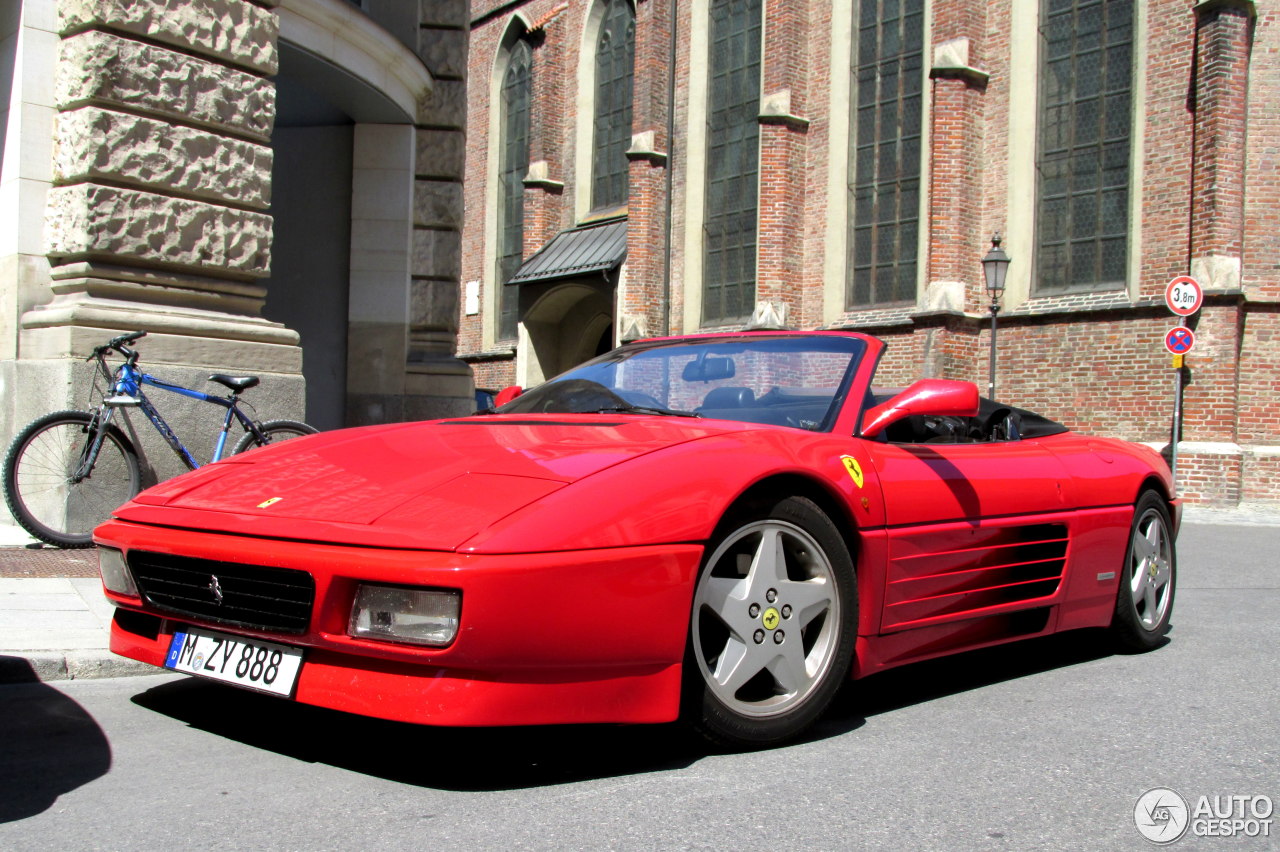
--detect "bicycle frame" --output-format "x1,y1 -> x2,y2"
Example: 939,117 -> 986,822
81,359 -> 261,478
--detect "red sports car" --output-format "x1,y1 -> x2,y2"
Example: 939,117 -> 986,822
94,331 -> 1178,747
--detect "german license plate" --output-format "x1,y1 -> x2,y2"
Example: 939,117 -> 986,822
164,627 -> 303,698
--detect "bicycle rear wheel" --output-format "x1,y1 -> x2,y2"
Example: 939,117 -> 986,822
232,419 -> 318,456
3,410 -> 142,548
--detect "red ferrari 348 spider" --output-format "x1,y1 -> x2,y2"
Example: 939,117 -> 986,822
95,330 -> 1178,747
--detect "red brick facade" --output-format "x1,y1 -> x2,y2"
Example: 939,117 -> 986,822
460,0 -> 1276,506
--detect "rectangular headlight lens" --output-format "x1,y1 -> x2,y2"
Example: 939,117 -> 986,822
98,547 -> 138,597
348,584 -> 460,647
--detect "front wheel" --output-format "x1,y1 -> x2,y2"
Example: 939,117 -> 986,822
3,410 -> 141,548
232,419 -> 318,455
1111,490 -> 1177,651
683,495 -> 857,748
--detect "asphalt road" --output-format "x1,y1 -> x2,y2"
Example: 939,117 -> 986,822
1,522 -> 1276,851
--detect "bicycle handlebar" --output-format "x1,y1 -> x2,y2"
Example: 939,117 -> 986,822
89,330 -> 147,363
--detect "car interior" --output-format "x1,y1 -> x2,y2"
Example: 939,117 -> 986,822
865,390 -> 1069,444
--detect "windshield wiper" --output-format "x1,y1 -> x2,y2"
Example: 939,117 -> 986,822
590,404 -> 702,418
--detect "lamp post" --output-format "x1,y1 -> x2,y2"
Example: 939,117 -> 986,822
981,233 -> 1011,401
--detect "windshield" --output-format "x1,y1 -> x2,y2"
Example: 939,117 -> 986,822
498,335 -> 867,431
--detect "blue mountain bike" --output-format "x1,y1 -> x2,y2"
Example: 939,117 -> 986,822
3,331 -> 318,548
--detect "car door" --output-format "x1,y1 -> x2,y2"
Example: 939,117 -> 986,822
862,437 -> 1077,634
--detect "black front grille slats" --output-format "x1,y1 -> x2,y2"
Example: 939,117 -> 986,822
127,551 -> 315,635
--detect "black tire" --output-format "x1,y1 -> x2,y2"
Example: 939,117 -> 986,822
3,410 -> 141,549
682,495 -> 857,748
1111,490 -> 1176,651
232,419 -> 318,455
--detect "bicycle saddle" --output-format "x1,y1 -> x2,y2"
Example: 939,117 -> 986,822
208,374 -> 260,392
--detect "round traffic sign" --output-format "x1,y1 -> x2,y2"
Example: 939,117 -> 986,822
1165,276 -> 1203,317
1164,326 -> 1195,355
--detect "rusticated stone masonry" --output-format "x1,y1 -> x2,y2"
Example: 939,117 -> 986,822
55,30 -> 276,143
45,184 -> 273,278
57,0 -> 279,75
42,0 -> 279,296
53,107 -> 273,209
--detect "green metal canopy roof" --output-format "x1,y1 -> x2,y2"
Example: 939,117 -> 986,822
506,218 -> 627,286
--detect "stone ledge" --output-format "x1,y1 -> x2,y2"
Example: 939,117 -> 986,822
45,184 -> 273,279
57,30 -> 276,142
54,107 -> 273,209
58,0 -> 279,75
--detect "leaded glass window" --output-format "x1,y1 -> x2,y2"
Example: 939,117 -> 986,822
847,0 -> 923,308
703,0 -> 761,325
592,0 -> 635,212
1035,0 -> 1133,292
497,39 -> 532,341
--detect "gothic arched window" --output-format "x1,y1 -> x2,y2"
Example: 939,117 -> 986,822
591,0 -> 635,212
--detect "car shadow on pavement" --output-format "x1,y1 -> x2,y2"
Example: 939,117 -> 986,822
0,659 -> 112,823
131,677 -> 706,790
823,627 -> 1121,732
130,627 -> 1127,790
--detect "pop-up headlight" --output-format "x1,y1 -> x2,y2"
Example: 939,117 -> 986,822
348,584 -> 460,647
98,547 -> 138,597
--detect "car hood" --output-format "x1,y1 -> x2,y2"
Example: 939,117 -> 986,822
113,415 -> 736,551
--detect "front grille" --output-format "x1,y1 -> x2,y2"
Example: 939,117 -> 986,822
127,551 -> 315,635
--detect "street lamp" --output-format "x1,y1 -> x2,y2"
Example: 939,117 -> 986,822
981,233 -> 1011,401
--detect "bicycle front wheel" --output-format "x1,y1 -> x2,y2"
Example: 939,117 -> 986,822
232,419 -> 318,456
3,410 -> 142,548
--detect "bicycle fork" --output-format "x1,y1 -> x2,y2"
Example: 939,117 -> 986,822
71,407 -> 115,483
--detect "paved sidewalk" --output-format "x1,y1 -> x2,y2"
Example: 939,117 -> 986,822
0,523 -> 153,682
1,506 -> 1277,685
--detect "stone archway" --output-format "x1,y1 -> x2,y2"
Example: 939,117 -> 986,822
516,281 -> 615,386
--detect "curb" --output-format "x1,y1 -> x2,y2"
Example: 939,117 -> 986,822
1182,506 -> 1280,527
0,650 -> 160,684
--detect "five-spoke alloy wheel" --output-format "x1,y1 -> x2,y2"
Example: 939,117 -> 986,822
684,496 -> 856,747
1111,490 -> 1176,651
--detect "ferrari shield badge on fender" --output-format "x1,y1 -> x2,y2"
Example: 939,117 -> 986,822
257,497 -> 283,509
840,455 -> 864,488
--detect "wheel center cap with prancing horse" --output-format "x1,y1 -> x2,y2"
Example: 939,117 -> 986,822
762,606 -> 780,630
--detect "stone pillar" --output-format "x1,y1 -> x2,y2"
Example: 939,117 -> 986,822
620,0 -> 674,341
1189,0 -> 1254,291
1181,0 -> 1255,505
0,1 -> 58,446
927,36 -> 988,313
752,0 -> 809,329
14,0 -> 302,485
522,17 -> 568,256
406,0 -> 475,421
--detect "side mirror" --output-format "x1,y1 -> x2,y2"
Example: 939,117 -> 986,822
860,379 -> 980,439
494,386 -> 523,407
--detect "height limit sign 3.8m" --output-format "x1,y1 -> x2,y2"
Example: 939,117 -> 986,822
1166,275 -> 1203,317
1164,275 -> 1203,363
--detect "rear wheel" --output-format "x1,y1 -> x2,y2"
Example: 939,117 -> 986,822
3,410 -> 141,548
232,420 -> 317,455
683,495 -> 857,748
1111,491 -> 1176,651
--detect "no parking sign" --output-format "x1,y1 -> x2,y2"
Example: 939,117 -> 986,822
1164,326 -> 1195,355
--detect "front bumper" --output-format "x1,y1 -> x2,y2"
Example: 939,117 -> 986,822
96,519 -> 702,726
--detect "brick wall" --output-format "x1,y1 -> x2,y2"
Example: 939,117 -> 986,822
459,0 -> 1278,505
